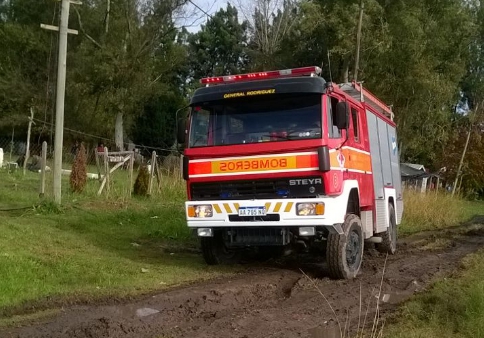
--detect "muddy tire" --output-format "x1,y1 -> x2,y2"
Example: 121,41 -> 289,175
326,214 -> 364,279
200,233 -> 238,265
376,204 -> 397,254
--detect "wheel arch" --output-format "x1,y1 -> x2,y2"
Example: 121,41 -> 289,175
347,187 -> 361,216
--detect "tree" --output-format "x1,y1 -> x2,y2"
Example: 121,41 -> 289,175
236,0 -> 299,70
131,91 -> 185,156
187,4 -> 249,82
70,142 -> 87,193
133,164 -> 150,196
0,0 -> 56,129
67,0 -> 189,151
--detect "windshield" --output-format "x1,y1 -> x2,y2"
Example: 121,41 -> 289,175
189,94 -> 322,147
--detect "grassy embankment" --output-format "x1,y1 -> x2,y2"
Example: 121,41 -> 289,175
383,189 -> 484,338
383,249 -> 484,338
0,168 -> 238,319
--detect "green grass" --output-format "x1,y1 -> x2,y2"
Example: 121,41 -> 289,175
399,190 -> 484,235
1,166 -> 483,326
0,167 -> 237,317
382,191 -> 484,338
383,248 -> 484,338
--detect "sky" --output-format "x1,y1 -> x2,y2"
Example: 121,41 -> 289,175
182,0 -> 229,33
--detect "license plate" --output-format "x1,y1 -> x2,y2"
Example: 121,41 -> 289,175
238,206 -> 266,216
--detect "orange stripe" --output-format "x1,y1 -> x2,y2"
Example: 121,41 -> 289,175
189,161 -> 212,175
296,154 -> 318,169
190,152 -> 323,176
330,149 -> 372,172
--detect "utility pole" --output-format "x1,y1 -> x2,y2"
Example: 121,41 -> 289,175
41,0 -> 81,204
452,124 -> 472,196
353,1 -> 364,82
452,102 -> 479,197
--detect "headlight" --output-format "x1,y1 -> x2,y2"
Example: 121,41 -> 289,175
296,203 -> 324,216
187,205 -> 213,218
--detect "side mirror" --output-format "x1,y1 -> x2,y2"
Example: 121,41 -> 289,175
334,102 -> 349,130
177,118 -> 187,145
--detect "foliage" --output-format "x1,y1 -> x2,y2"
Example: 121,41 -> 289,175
1,0 -> 484,193
133,164 -> 150,196
131,92 -> 185,155
0,0 -> 55,127
187,4 -> 249,81
70,143 -> 87,193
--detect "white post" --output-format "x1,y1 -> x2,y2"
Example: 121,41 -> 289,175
52,0 -> 71,204
103,147 -> 110,195
128,151 -> 134,197
40,141 -> 47,197
148,151 -> 156,195
23,107 -> 34,175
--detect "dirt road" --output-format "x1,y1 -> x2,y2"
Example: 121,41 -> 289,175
3,218 -> 484,338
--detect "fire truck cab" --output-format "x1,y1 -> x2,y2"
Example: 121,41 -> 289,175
178,66 -> 403,279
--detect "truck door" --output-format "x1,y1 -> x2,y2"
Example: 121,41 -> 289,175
325,95 -> 345,195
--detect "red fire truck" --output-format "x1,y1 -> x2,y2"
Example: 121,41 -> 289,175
177,66 -> 403,279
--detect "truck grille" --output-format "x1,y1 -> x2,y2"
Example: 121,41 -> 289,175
228,214 -> 280,222
225,227 -> 290,247
190,177 -> 324,200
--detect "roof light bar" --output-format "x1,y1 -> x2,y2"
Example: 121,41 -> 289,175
200,66 -> 322,85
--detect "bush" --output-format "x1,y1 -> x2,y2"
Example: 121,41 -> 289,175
70,143 -> 87,193
133,165 -> 150,196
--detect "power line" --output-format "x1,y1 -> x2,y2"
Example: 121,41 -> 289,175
187,0 -> 214,21
31,117 -> 177,153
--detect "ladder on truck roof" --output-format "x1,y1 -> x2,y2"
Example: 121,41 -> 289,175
339,82 -> 394,121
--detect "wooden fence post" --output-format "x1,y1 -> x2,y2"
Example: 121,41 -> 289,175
95,148 -> 102,182
23,107 -> 34,175
103,147 -> 110,195
148,151 -> 156,195
128,151 -> 134,197
39,141 -> 47,197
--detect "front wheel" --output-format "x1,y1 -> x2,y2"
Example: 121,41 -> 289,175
326,214 -> 364,279
200,232 -> 238,265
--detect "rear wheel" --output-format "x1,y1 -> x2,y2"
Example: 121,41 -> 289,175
376,204 -> 397,254
200,232 -> 238,265
326,214 -> 364,279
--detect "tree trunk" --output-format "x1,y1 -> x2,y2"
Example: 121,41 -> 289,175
343,59 -> 349,83
115,112 -> 124,151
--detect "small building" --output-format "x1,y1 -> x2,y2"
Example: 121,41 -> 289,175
400,163 -> 442,192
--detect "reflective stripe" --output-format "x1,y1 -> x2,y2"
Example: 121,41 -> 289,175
273,202 -> 282,213
284,202 -> 294,213
223,203 -> 232,213
213,204 -> 222,214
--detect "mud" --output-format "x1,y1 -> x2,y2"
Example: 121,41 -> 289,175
2,218 -> 484,338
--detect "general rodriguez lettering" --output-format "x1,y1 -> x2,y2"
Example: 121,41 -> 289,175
246,89 -> 275,96
223,89 -> 275,99
223,92 -> 245,99
219,158 -> 287,172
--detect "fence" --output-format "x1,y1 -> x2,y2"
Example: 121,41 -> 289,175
0,137 -> 183,199
0,137 -> 181,169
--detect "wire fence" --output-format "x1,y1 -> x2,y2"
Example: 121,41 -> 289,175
0,136 -> 184,201
0,135 -> 180,173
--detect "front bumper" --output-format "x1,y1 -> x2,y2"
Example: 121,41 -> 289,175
185,198 -> 344,234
